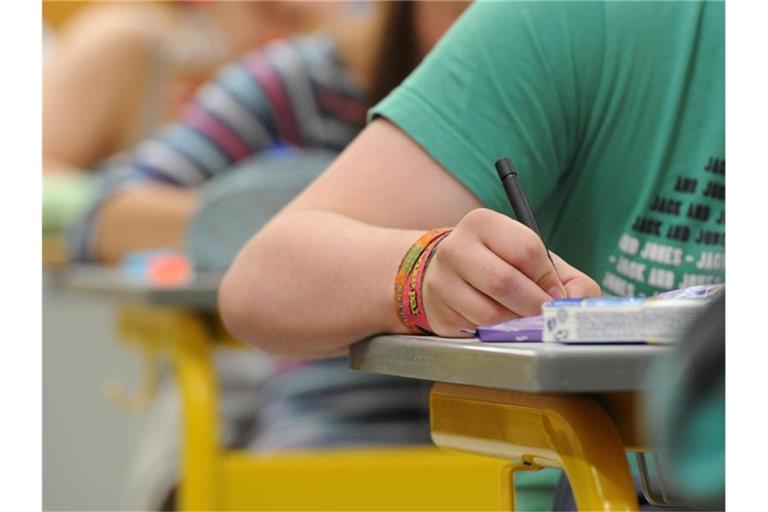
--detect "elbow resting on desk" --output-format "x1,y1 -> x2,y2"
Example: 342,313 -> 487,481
218,266 -> 351,359
217,234 -> 351,359
218,210 -> 410,358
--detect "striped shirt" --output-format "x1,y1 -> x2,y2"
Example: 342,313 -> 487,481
70,34 -> 367,261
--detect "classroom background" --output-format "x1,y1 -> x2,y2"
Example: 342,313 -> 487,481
42,2 -> 727,511
43,2 -> 347,508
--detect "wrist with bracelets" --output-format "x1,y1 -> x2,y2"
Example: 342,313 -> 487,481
394,228 -> 452,334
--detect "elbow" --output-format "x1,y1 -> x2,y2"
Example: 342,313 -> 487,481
218,259 -> 291,355
219,255 -> 347,359
218,220 -> 351,359
219,264 -> 263,349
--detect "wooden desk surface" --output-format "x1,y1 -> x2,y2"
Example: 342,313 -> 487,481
350,335 -> 669,393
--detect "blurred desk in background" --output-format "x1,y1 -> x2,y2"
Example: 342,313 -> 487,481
62,264 -> 223,308
63,266 -> 511,511
63,265 -> 230,509
351,335 -> 671,511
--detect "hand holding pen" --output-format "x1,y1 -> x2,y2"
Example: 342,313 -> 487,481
417,158 -> 600,336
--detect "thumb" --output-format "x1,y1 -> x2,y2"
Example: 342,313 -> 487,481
550,252 -> 601,299
535,259 -> 568,300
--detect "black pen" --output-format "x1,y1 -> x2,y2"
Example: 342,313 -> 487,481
494,157 -> 564,287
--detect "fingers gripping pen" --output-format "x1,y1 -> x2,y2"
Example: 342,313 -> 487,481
494,157 -> 564,288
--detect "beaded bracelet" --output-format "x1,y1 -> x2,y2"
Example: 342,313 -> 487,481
394,228 -> 452,333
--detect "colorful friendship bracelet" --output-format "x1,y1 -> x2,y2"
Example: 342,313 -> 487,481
402,231 -> 451,332
394,228 -> 452,333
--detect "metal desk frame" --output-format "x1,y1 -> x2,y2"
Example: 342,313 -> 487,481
351,335 -> 669,511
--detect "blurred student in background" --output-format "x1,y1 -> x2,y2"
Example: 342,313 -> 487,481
43,1 -> 340,174
69,1 -> 469,263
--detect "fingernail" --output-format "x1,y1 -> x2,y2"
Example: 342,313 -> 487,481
548,286 -> 565,300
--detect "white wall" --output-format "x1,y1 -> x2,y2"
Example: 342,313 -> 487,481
43,274 -> 147,511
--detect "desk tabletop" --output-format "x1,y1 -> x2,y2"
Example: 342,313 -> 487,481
61,265 -> 223,309
350,335 -> 669,393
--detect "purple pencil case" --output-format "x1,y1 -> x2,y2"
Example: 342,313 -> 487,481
475,315 -> 543,342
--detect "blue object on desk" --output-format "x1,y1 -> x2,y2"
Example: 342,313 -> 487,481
121,249 -> 177,280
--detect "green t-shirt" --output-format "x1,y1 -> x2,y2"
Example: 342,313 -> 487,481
374,0 -> 725,300
373,1 -> 724,508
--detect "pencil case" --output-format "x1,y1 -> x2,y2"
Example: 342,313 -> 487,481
541,288 -> 721,344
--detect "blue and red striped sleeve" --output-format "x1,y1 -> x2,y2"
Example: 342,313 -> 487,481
69,35 -> 366,261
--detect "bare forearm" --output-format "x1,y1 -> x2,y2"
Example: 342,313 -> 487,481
93,186 -> 198,263
219,209 -> 420,357
43,6 -> 162,171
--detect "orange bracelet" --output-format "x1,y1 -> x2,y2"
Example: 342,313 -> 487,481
394,228 -> 452,333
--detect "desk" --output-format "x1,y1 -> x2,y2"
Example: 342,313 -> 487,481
62,264 -> 223,308
64,266 -> 229,508
351,335 -> 670,511
64,267 -> 512,511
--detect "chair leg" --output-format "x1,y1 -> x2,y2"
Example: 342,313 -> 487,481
170,311 -> 220,511
120,306 -> 220,511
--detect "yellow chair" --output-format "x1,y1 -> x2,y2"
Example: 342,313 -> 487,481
117,305 -> 510,510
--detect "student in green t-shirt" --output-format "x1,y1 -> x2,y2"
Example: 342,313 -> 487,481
221,0 -> 724,353
220,0 -> 724,506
